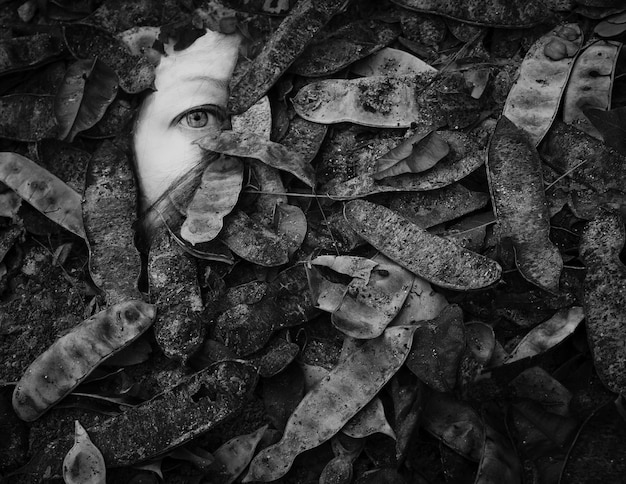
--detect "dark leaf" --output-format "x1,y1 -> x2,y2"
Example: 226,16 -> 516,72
584,106 -> 626,156
55,58 -> 119,142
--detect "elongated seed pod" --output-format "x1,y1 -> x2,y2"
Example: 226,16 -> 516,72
12,300 -> 156,421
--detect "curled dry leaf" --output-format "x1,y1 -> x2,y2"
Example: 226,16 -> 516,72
391,276 -> 448,325
55,58 -> 119,142
579,209 -> 626,394
83,139 -> 143,305
312,254 -> 414,339
274,203 -> 307,256
325,130 -> 485,199
219,209 -> 289,267
12,301 -> 156,421
563,40 -> 621,139
63,23 -> 155,94
209,425 -> 269,484
487,116 -> 562,293
504,307 -> 584,364
0,152 -> 85,239
351,47 -> 436,77
290,20 -> 400,77
22,361 -> 258,480
374,130 -> 449,180
63,421 -> 106,484
0,94 -> 57,142
228,0 -> 348,114
211,266 -> 315,355
502,24 -> 583,146
390,0 -> 552,27
293,72 -> 482,129
244,326 -> 417,482
344,200 -> 501,290
197,130 -> 315,187
180,155 -> 243,245
0,33 -> 65,76
405,304 -> 466,392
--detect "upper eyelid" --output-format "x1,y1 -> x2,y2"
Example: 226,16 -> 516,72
170,104 -> 228,127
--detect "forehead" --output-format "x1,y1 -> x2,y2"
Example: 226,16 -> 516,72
155,29 -> 241,91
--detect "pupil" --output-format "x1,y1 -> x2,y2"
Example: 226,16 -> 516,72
187,110 -> 208,127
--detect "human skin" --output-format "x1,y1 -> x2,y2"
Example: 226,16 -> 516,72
133,29 -> 241,216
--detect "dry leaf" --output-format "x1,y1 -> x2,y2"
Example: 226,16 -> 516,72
54,58 -> 119,142
502,24 -> 583,146
374,130 -> 449,179
180,155 -> 243,245
332,255 -> 413,339
504,307 -> 584,364
63,421 -> 106,484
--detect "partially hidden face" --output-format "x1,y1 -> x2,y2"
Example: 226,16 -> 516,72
133,29 -> 241,212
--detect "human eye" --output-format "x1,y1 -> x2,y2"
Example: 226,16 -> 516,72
173,104 -> 227,130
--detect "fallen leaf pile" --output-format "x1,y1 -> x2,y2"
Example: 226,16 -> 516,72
2,0 -> 626,483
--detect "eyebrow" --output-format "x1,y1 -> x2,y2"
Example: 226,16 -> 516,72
180,75 -> 230,91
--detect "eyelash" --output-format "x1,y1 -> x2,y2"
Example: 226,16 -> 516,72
172,105 -> 228,129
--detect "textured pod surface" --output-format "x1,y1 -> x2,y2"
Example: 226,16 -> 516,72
351,46 -> 436,77
20,360 -> 257,479
502,24 -> 583,146
579,210 -> 626,394
149,230 -> 205,363
244,326 -> 417,482
0,94 -> 57,142
228,0 -> 347,113
390,0 -> 551,28
12,300 -> 156,421
63,23 -> 154,94
197,130 -> 315,187
0,152 -> 85,238
0,33 -> 64,75
487,116 -> 562,293
83,138 -> 143,304
344,200 -> 501,290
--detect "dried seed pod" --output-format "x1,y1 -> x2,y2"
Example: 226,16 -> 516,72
63,421 -> 106,484
12,300 -> 156,421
